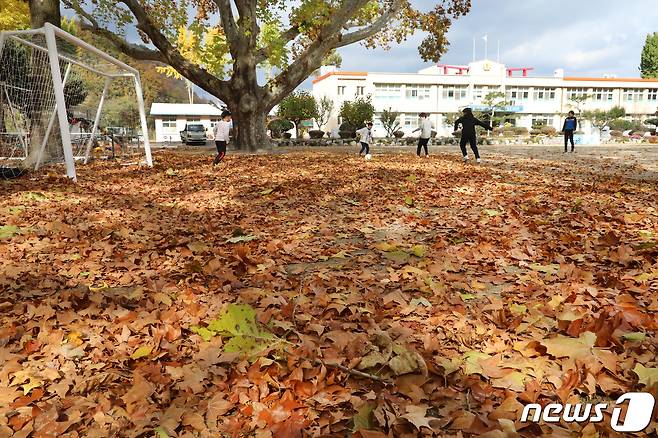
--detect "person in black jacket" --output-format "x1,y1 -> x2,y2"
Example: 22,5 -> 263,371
562,111 -> 578,153
454,108 -> 493,163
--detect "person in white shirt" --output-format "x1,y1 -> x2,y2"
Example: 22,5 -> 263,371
413,113 -> 434,158
355,122 -> 374,157
212,110 -> 232,165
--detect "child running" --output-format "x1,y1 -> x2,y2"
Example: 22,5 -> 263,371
454,108 -> 493,164
562,111 -> 578,153
212,110 -> 232,165
356,122 -> 374,157
413,113 -> 434,158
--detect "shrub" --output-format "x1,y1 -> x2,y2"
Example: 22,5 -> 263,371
610,130 -> 623,138
530,129 -> 542,136
648,136 -> 658,144
308,130 -> 325,139
393,130 -> 405,138
513,127 -> 529,135
282,132 -> 292,139
540,126 -> 557,136
339,97 -> 375,130
268,119 -> 294,138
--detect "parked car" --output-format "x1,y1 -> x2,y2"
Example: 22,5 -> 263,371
180,124 -> 208,145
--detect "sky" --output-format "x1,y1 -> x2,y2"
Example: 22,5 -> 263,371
335,0 -> 658,78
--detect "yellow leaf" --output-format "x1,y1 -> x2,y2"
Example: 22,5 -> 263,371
22,376 -> 43,395
540,332 -> 596,359
131,346 -> 153,360
187,241 -> 208,253
633,364 -> 658,387
410,245 -> 427,258
89,282 -> 109,292
67,331 -> 84,347
375,242 -> 398,252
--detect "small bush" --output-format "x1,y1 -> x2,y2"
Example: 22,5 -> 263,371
268,119 -> 294,138
282,132 -> 293,139
513,127 -> 529,135
308,130 -> 325,139
610,130 -> 623,138
540,126 -> 557,136
339,131 -> 355,139
648,136 -> 658,144
393,130 -> 405,138
530,130 -> 542,136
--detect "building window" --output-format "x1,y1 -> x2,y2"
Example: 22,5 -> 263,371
647,89 -> 658,101
442,86 -> 467,100
187,117 -> 201,123
405,85 -> 431,100
356,86 -> 365,96
473,86 -> 490,100
403,113 -> 420,127
531,114 -> 554,127
162,117 -> 177,131
506,87 -> 530,101
623,89 -> 645,102
374,83 -> 401,100
592,88 -> 614,101
566,88 -> 589,100
210,118 -> 220,127
338,86 -> 346,96
533,87 -> 556,101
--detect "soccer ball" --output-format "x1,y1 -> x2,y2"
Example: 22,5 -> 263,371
364,154 -> 372,160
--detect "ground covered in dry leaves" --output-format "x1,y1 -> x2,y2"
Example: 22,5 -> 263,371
1,150 -> 657,438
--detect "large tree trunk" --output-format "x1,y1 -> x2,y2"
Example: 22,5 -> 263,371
23,0 -> 60,169
232,105 -> 269,152
29,0 -> 61,28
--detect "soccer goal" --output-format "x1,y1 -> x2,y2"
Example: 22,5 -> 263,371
0,23 -> 153,181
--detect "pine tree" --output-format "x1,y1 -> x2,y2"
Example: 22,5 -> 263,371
640,33 -> 658,79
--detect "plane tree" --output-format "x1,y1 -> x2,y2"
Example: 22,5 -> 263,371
62,0 -> 472,150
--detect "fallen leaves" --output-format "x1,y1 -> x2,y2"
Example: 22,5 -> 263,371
0,150 -> 657,436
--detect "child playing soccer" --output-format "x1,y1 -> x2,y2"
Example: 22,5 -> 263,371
413,113 -> 434,158
212,111 -> 232,165
356,122 -> 374,157
454,108 -> 492,164
562,111 -> 578,153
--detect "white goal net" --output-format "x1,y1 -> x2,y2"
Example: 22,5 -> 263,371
0,23 -> 153,181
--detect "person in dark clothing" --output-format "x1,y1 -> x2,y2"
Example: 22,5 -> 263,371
454,108 -> 493,163
562,111 -> 578,153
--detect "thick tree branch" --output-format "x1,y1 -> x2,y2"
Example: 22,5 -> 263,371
336,1 -> 404,48
264,0 -> 381,106
63,0 -> 165,62
213,0 -> 240,56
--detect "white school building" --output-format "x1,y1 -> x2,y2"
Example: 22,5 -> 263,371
150,103 -> 225,142
311,60 -> 658,137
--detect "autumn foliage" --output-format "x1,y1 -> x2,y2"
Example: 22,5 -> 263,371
1,150 -> 657,437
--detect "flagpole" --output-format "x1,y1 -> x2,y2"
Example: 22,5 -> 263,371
483,35 -> 488,60
497,40 -> 500,63
472,36 -> 476,62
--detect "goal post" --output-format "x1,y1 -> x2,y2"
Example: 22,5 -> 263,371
0,23 -> 153,181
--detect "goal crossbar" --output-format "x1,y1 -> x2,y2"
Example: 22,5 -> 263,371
0,23 -> 153,181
